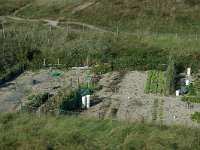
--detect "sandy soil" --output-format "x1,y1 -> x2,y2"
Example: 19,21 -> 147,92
84,71 -> 200,127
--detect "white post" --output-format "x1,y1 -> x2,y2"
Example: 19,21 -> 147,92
187,68 -> 191,76
82,96 -> 86,108
86,95 -> 90,108
176,90 -> 180,96
186,79 -> 190,86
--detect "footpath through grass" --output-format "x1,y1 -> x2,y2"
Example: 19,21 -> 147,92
0,113 -> 200,149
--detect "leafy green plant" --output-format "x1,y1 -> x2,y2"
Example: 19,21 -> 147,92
23,92 -> 48,110
191,112 -> 200,123
110,107 -> 118,118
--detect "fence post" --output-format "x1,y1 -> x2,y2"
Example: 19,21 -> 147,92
77,77 -> 79,88
2,28 -> 5,38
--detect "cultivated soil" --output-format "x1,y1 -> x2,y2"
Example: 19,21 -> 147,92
83,71 -> 200,127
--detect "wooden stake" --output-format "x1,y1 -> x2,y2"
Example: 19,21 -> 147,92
2,28 -> 5,38
77,77 -> 79,88
49,25 -> 52,33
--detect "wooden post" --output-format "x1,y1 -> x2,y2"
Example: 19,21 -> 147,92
87,55 -> 89,67
49,25 -> 52,33
196,34 -> 198,40
2,28 -> 5,38
175,33 -> 177,38
71,78 -> 73,88
58,58 -> 60,65
77,77 -> 79,88
43,59 -> 46,67
117,27 -> 119,35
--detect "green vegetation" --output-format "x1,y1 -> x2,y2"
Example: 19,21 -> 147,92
1,0 -> 200,76
13,0 -> 200,34
152,98 -> 158,123
191,112 -> 200,123
165,60 -> 176,95
22,92 -> 48,111
109,107 -> 118,117
181,96 -> 200,103
159,100 -> 164,124
0,0 -> 31,15
16,0 -> 84,19
1,112 -> 200,149
145,70 -> 164,94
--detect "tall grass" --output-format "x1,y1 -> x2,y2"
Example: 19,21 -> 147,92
0,112 -> 200,149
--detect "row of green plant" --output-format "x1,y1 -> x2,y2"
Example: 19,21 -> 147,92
191,112 -> 200,123
164,60 -> 176,95
181,96 -> 200,103
152,98 -> 158,123
159,100 -> 164,124
145,70 -> 164,94
22,92 -> 48,111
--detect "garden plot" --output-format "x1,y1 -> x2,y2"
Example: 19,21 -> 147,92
85,71 -> 200,127
0,69 -> 90,112
114,71 -> 200,127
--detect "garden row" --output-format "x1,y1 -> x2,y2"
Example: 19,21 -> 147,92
145,70 -> 165,94
181,96 -> 200,103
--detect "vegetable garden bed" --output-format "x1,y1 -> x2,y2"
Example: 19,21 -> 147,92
145,70 -> 164,94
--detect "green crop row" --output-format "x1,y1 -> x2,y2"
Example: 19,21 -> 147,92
152,98 -> 158,123
159,100 -> 164,124
145,70 -> 164,94
191,112 -> 200,123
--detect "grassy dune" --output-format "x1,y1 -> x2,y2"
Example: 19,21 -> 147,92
0,0 -> 31,15
11,0 -> 200,34
0,112 -> 200,149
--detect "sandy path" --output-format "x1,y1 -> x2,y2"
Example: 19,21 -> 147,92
13,4 -> 31,16
72,2 -> 94,14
